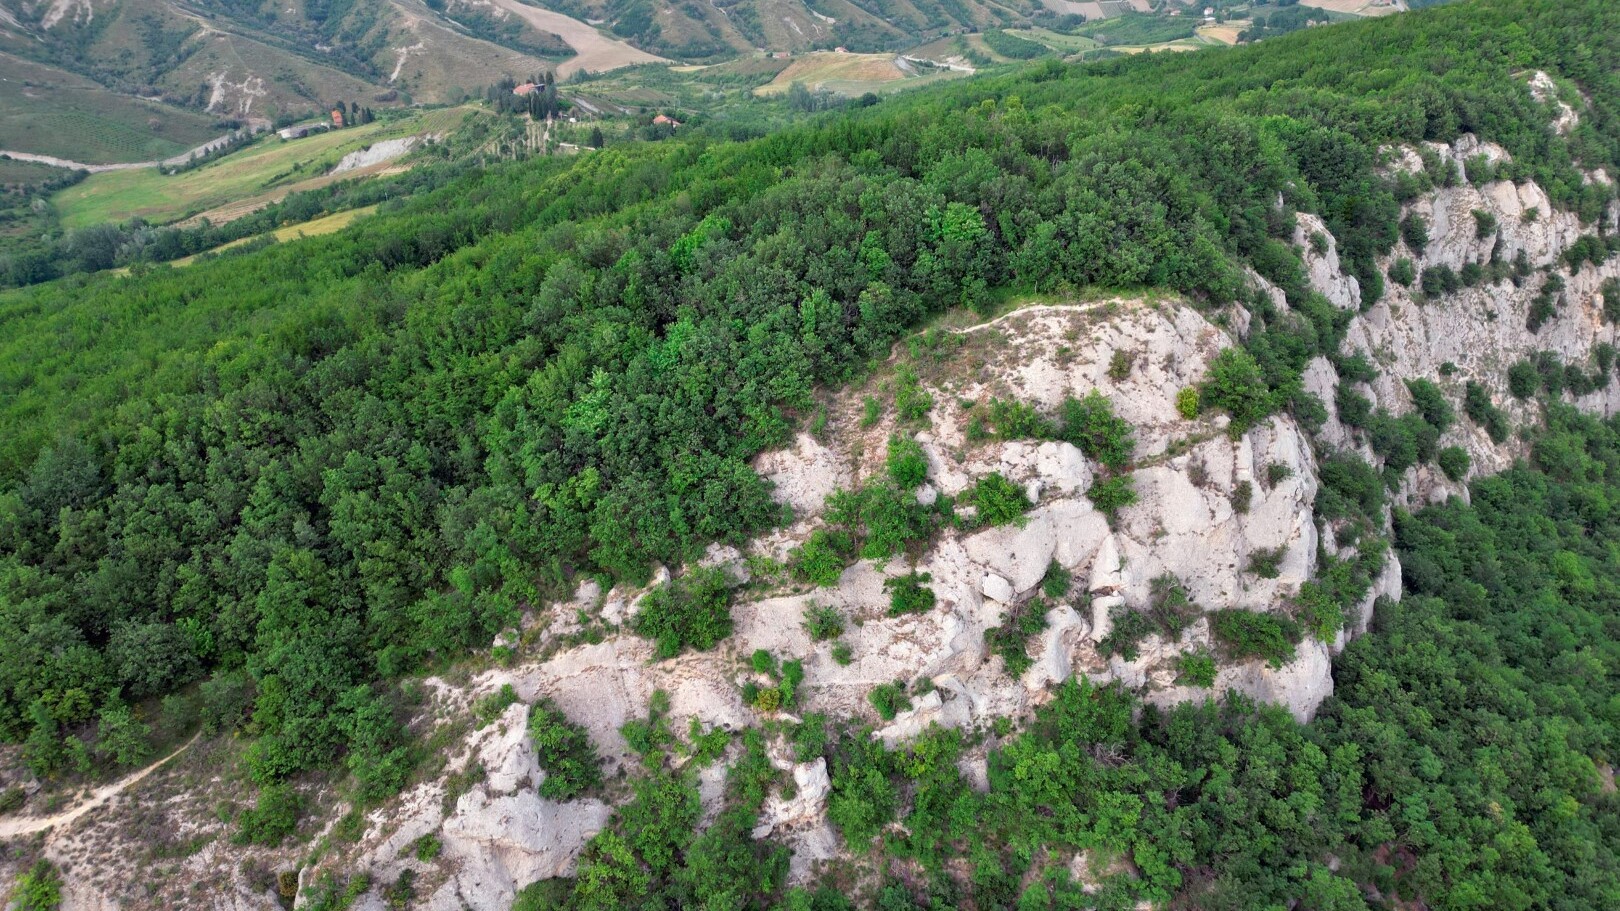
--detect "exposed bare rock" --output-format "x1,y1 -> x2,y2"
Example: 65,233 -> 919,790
1529,70 -> 1580,136
965,500 -> 1110,594
980,572 -> 1015,604
753,758 -> 831,839
755,432 -> 850,516
1025,604 -> 1088,691
1346,137 -> 1620,503
433,790 -> 611,910
1296,212 -> 1362,311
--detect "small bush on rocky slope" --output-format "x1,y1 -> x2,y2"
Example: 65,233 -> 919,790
801,603 -> 845,640
1202,348 -> 1278,434
885,436 -> 929,488
1211,609 -> 1300,668
985,598 -> 1052,677
1041,560 -> 1072,599
868,682 -> 912,721
529,698 -> 603,799
12,861 -> 63,911
472,683 -> 519,727
826,481 -> 938,558
1087,474 -> 1139,524
884,572 -> 936,616
1175,651 -> 1217,687
234,783 -> 303,847
791,530 -> 854,586
632,568 -> 735,659
1060,391 -> 1137,471
964,472 -> 1031,527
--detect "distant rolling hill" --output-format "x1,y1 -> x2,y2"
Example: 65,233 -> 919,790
0,0 -> 592,157
0,0 -> 1157,162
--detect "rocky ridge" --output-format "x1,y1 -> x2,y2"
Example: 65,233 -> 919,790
12,128 -> 1620,911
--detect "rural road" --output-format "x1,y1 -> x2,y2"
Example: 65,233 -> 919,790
0,734 -> 198,840
0,121 -> 268,173
486,0 -> 667,77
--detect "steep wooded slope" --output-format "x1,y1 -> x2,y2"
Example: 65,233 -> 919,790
1,1 -> 1619,908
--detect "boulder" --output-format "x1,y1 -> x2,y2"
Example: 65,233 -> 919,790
435,789 -> 612,911
981,573 -> 1015,604
753,759 -> 831,839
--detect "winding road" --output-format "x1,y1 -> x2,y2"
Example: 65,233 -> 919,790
0,735 -> 198,840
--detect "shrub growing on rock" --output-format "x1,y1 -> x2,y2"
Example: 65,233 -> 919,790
885,572 -> 936,616
1176,386 -> 1201,420
529,698 -> 603,799
1464,381 -> 1510,442
987,398 -> 1055,439
1231,480 -> 1253,515
1040,560 -> 1072,599
886,436 -> 929,488
827,735 -> 896,846
1437,445 -> 1471,481
868,682 -> 911,721
1087,474 -> 1138,523
1388,257 -> 1416,287
1400,213 -> 1429,255
802,603 -> 845,641
1405,378 -> 1454,432
632,567 -> 735,658
1059,391 -> 1136,470
793,715 -> 828,764
791,530 -> 853,587
12,860 -> 62,911
1101,575 -> 1199,660
1421,265 -> 1460,296
235,784 -> 303,846
826,482 -> 935,559
985,598 -> 1051,678
473,684 -> 520,728
1211,610 -> 1300,668
1175,652 -> 1217,687
894,364 -> 933,421
964,473 -> 1030,527
1202,348 -> 1276,434
1508,359 -> 1540,399
1247,546 -> 1287,579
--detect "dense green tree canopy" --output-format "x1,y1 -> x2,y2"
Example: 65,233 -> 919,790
0,0 -> 1616,826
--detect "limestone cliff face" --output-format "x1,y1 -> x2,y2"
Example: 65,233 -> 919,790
27,135 -> 1620,911
1299,134 -> 1620,495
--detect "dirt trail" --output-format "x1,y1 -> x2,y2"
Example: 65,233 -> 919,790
0,735 -> 198,840
485,0 -> 667,77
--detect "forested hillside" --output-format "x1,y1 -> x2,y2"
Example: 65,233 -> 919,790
2,0 -> 1620,907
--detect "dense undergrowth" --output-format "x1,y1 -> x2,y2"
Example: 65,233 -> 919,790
0,2 -> 1617,892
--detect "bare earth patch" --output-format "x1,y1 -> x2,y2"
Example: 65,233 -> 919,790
484,0 -> 667,76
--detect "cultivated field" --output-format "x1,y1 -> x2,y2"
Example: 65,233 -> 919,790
1301,0 -> 1403,14
1197,24 -> 1247,45
159,205 -> 382,268
54,108 -> 481,229
0,52 -> 222,164
754,52 -> 964,97
1007,28 -> 1103,53
0,157 -> 68,189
